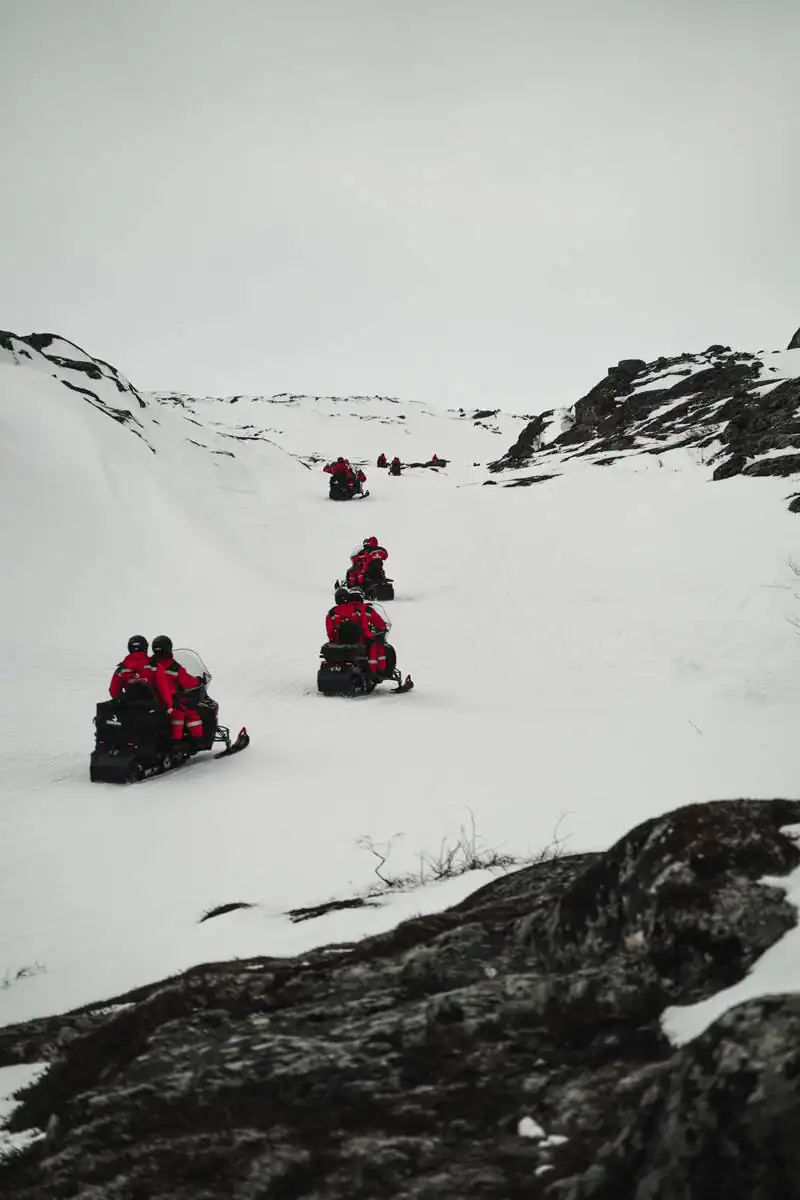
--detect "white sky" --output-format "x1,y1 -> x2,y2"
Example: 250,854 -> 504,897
1,0 -> 798,409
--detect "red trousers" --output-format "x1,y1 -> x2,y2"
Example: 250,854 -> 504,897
368,642 -> 387,674
170,705 -> 204,741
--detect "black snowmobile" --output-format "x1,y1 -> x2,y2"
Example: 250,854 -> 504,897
336,559 -> 395,603
329,475 -> 368,501
318,613 -> 412,697
90,648 -> 249,783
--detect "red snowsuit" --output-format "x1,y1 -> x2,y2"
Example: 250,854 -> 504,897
324,460 -> 350,479
326,601 -> 389,673
147,656 -> 204,741
389,457 -> 402,475
109,650 -> 169,703
377,454 -> 387,468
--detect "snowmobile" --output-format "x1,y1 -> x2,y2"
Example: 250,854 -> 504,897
329,475 -> 369,501
318,612 -> 412,697
90,648 -> 249,783
335,562 -> 395,603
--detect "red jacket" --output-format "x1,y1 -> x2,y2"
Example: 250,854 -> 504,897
326,601 -> 387,643
325,461 -> 350,477
365,546 -> 388,564
147,656 -> 200,708
109,651 -> 159,700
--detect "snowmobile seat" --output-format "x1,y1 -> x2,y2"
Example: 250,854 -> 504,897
321,641 -> 368,663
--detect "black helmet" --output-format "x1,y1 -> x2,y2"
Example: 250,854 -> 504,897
151,634 -> 173,657
127,634 -> 148,654
337,456 -> 344,462
334,587 -> 350,605
348,587 -> 364,602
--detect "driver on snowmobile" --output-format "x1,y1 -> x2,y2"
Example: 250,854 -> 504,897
109,635 -> 170,703
146,635 -> 205,743
325,589 -> 392,675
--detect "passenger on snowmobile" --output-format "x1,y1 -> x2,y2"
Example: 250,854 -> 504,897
377,453 -> 387,468
363,535 -> 388,563
325,589 -> 392,675
431,453 -> 441,465
350,466 -> 367,494
389,457 -> 402,476
147,635 -> 204,743
109,635 -> 169,703
324,457 -> 350,479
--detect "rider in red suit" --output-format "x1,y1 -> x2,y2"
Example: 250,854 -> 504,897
147,635 -> 205,742
109,635 -> 171,703
326,589 -> 389,673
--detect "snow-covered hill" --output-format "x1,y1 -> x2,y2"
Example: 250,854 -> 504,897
2,328 -> 800,1041
491,343 -> 800,508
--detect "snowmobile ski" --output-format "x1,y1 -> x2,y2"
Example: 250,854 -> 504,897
215,725 -> 250,757
392,673 -> 414,693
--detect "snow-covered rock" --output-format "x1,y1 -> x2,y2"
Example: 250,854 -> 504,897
491,344 -> 800,510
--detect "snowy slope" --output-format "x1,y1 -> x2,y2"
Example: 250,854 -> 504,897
2,336 -> 800,1034
153,387 -> 529,479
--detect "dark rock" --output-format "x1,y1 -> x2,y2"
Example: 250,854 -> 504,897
788,327 -> 800,351
2,800 -> 800,1199
713,453 -> 746,480
743,453 -> 800,478
612,359 -> 647,378
502,473 -> 558,488
487,410 -> 554,470
559,995 -> 800,1200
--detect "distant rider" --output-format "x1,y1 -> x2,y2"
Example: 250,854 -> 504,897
361,536 -> 389,584
377,453 -> 387,468
389,456 -> 402,476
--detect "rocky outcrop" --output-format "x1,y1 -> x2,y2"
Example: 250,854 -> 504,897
0,329 -> 149,443
788,326 -> 800,351
490,343 -> 800,508
1,799 -> 800,1199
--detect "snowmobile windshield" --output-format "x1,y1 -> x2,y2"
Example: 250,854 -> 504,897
173,648 -> 211,682
370,603 -> 391,633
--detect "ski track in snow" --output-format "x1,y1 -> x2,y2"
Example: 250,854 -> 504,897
3,353 -> 800,1042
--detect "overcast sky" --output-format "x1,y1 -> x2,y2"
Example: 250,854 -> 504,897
1,0 -> 798,411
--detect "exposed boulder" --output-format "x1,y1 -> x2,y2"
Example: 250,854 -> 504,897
611,358 -> 647,378
788,326 -> 800,351
1,799 -> 799,1199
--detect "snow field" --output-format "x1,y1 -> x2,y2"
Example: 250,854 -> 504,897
2,355 -> 800,1043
